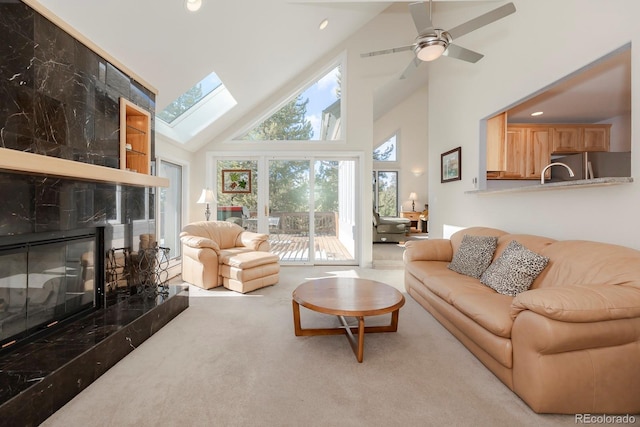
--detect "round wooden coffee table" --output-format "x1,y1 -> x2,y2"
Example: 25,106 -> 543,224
292,277 -> 405,362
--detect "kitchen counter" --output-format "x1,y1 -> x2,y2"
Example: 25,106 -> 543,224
467,177 -> 634,195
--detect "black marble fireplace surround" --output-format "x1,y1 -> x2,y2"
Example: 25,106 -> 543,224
0,2 -> 188,425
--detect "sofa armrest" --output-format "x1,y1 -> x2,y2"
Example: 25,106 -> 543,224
511,284 -> 640,322
237,231 -> 270,251
180,235 -> 220,252
403,239 -> 453,263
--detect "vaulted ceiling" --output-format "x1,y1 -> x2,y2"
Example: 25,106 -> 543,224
33,1 -> 630,151
36,0 -> 397,150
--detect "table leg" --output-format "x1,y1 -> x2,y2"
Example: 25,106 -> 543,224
293,305 -> 401,362
292,300 -> 303,336
356,316 -> 365,363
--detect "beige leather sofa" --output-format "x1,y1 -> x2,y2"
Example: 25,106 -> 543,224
180,221 -> 279,293
404,226 -> 640,414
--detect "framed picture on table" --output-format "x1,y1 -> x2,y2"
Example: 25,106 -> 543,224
441,147 -> 461,183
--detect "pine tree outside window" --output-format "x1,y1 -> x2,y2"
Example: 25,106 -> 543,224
373,133 -> 397,162
238,64 -> 342,141
157,72 -> 223,124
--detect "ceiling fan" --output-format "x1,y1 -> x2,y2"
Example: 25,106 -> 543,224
361,1 -> 516,79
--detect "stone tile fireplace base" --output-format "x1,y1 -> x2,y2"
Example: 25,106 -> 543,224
0,284 -> 188,426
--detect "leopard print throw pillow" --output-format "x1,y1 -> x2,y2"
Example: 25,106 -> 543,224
447,234 -> 498,279
480,240 -> 550,296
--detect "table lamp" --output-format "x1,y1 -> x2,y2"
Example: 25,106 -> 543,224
197,188 -> 216,221
409,192 -> 417,212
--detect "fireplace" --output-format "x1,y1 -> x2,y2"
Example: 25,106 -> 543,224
0,228 -> 103,352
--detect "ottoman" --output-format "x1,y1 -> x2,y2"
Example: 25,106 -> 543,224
219,251 -> 280,293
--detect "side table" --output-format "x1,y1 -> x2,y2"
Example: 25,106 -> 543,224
400,211 -> 420,233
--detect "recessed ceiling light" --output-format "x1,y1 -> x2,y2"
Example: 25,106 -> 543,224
185,0 -> 202,12
531,111 -> 544,117
319,19 -> 329,30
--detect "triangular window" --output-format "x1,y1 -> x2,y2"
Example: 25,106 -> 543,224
238,64 -> 342,141
373,133 -> 398,162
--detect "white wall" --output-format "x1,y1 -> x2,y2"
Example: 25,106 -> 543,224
167,5 -> 420,266
373,85 -> 429,213
427,0 -> 640,249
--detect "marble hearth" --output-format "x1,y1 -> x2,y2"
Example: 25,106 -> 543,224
0,2 -> 185,425
0,284 -> 188,426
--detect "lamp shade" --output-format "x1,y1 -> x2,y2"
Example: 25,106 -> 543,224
197,188 -> 215,204
185,0 -> 202,12
409,192 -> 418,201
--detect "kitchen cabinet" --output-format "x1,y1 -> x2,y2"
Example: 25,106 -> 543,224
486,112 -> 507,172
488,125 -> 551,180
119,98 -> 151,174
551,124 -> 610,153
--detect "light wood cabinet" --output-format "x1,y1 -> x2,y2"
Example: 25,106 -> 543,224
486,112 -> 507,171
119,98 -> 151,174
527,127 -> 552,179
551,124 -> 610,153
488,125 -> 551,180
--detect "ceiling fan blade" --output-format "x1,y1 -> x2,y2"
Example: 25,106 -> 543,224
400,56 -> 422,80
409,1 -> 434,35
443,44 -> 484,63
447,2 -> 516,40
361,44 -> 415,58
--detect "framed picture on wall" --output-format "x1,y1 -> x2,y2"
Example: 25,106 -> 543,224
441,147 -> 462,183
221,169 -> 252,193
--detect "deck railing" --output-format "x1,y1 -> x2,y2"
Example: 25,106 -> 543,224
270,211 -> 338,236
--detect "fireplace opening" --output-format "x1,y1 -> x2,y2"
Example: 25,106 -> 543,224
0,228 -> 103,352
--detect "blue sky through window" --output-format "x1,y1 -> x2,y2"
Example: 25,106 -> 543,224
374,134 -> 397,161
239,64 -> 342,141
302,66 -> 341,139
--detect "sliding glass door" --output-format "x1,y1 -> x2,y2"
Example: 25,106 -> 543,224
214,155 -> 357,265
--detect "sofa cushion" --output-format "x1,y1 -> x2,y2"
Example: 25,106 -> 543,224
414,263 -> 495,305
452,292 -> 515,338
448,234 -> 498,279
220,251 -> 279,269
480,240 -> 549,296
510,284 -> 640,322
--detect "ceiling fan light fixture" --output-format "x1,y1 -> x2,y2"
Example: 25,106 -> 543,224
185,0 -> 202,12
416,40 -> 447,61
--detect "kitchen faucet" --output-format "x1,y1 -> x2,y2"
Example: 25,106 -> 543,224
540,162 -> 575,184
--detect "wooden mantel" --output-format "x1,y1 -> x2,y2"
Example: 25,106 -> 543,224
0,148 -> 169,188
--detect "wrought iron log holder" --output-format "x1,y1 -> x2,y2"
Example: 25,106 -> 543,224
136,245 -> 170,298
106,245 -> 170,298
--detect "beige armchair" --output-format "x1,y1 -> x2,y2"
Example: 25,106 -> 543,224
180,221 -> 279,292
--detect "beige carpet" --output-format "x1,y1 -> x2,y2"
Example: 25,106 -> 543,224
373,234 -> 429,269
42,266 -> 577,427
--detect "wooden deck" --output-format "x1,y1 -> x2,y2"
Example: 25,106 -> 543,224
268,234 -> 354,262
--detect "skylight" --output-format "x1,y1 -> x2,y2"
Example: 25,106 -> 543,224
155,70 -> 237,144
157,71 -> 223,124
